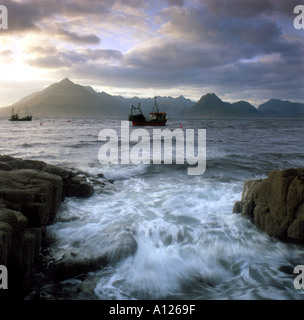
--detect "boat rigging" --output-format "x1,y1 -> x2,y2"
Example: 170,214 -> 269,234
9,106 -> 32,121
128,96 -> 167,126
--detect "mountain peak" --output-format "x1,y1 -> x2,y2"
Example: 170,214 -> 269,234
0,78 -> 129,117
205,92 -> 220,99
188,93 -> 260,118
59,78 -> 74,85
198,93 -> 222,105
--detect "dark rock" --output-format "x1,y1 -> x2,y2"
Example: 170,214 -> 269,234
0,169 -> 63,226
22,231 -> 35,272
232,179 -> 262,219
0,222 -> 12,265
45,254 -> 107,282
0,161 -> 13,171
233,168 -> 304,242
43,165 -> 73,180
0,155 -> 99,299
64,176 -> 94,198
0,208 -> 26,268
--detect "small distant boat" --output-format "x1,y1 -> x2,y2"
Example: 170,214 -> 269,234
9,106 -> 32,121
128,96 -> 167,126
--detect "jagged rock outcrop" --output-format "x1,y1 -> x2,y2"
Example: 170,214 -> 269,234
0,155 -> 95,299
233,168 -> 304,242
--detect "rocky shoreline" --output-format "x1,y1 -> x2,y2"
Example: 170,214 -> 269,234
0,155 -> 100,300
233,168 -> 304,243
1,155 -> 304,300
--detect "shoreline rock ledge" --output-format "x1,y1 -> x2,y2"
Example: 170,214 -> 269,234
233,168 -> 304,243
0,155 -> 95,300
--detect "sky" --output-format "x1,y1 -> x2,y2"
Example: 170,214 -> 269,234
0,0 -> 303,107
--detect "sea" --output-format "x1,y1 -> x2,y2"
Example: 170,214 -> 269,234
1,116 -> 304,301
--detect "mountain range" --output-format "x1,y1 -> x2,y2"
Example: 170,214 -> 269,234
1,78 -> 128,118
0,78 -> 303,119
188,93 -> 261,118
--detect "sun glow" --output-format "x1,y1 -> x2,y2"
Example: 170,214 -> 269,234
0,61 -> 41,81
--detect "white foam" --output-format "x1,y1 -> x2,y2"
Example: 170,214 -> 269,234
102,164 -> 149,181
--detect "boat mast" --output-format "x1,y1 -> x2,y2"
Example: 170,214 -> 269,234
152,96 -> 159,113
25,105 -> 31,116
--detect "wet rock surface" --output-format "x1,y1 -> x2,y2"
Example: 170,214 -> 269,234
233,168 -> 304,243
0,155 -> 99,299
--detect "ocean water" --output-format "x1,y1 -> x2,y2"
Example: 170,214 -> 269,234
1,117 -> 304,300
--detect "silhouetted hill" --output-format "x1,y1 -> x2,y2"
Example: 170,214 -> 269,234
0,78 -> 128,118
187,93 -> 260,118
115,95 -> 194,117
258,99 -> 304,117
1,79 -> 303,119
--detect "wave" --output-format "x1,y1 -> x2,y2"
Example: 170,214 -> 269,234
102,164 -> 150,181
68,142 -> 97,149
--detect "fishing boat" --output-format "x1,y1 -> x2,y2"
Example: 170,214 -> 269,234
128,96 -> 167,126
9,106 -> 32,121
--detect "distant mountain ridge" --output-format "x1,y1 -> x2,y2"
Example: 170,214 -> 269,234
258,99 -> 304,117
0,78 -> 195,118
0,78 -> 303,118
187,93 -> 261,118
1,78 -> 128,118
114,95 -> 194,117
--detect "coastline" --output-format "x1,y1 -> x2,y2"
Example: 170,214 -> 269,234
0,155 -> 99,299
1,154 -> 303,300
233,168 -> 304,244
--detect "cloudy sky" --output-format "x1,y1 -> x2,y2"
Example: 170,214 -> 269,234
0,0 -> 303,107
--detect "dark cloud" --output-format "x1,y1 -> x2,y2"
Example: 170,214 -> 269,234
146,3 -> 303,101
57,28 -> 101,44
159,6 -> 290,56
203,0 -> 273,18
1,0 -> 45,32
64,0 -> 302,102
25,47 -> 123,70
26,45 -> 58,55
0,0 -> 303,104
1,0 -> 146,33
27,56 -> 71,69
84,49 -> 123,61
166,0 -> 184,7
124,40 -> 223,71
202,0 -> 300,18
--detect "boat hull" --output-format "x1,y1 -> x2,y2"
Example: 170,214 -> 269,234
129,98 -> 167,126
9,117 -> 32,121
131,120 -> 167,126
9,106 -> 32,121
